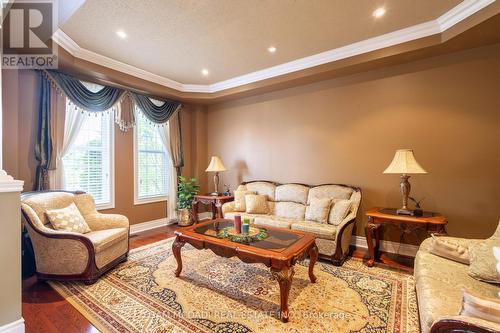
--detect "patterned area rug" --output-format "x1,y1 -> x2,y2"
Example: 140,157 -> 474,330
49,238 -> 419,333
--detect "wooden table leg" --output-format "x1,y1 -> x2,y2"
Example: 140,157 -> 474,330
308,243 -> 318,283
172,236 -> 185,277
215,199 -> 223,219
191,200 -> 199,224
271,265 -> 295,322
211,202 -> 217,220
365,218 -> 381,267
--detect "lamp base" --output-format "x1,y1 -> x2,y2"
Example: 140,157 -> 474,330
209,192 -> 220,196
397,208 -> 413,215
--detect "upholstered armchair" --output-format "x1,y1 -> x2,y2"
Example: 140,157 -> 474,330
21,191 -> 129,284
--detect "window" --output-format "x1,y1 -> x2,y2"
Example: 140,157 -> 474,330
134,113 -> 170,204
62,100 -> 114,209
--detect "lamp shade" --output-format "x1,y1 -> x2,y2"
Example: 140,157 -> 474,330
205,156 -> 227,172
383,149 -> 427,174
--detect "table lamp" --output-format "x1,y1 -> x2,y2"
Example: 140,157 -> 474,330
383,149 -> 427,215
205,156 -> 227,196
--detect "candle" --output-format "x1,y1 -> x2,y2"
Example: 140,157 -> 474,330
242,223 -> 249,235
234,215 -> 242,234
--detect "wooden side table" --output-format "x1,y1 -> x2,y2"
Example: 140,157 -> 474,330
365,207 -> 447,267
191,195 -> 234,224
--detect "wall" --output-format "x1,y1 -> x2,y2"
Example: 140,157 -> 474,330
2,70 -> 201,225
206,43 -> 500,241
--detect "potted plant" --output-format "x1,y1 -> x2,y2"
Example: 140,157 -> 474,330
177,176 -> 200,226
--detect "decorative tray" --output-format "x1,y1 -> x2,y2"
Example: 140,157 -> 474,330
217,226 -> 268,243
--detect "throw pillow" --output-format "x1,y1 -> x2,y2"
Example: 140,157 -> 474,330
46,203 -> 91,233
460,290 -> 500,324
245,194 -> 268,214
429,234 -> 470,264
305,198 -> 332,223
234,190 -> 255,212
328,199 -> 352,225
468,239 -> 500,284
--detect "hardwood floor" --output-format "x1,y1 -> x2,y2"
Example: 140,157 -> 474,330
22,224 -> 414,333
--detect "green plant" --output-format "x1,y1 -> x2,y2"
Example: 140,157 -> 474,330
177,176 -> 200,210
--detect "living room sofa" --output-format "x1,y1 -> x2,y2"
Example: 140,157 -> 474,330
21,190 -> 130,284
222,181 -> 361,265
414,225 -> 500,333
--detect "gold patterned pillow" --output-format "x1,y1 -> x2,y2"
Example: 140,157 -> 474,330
234,190 -> 255,212
328,199 -> 352,225
468,239 -> 500,284
46,203 -> 91,233
460,290 -> 500,324
245,194 -> 268,214
305,198 -> 332,223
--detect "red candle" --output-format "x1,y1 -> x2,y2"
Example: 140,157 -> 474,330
234,215 -> 242,234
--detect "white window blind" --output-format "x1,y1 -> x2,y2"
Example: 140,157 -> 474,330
135,113 -> 169,203
63,100 -> 113,208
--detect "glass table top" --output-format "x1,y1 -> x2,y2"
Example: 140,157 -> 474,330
193,220 -> 303,251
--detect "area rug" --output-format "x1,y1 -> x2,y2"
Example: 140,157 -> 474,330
49,238 -> 420,333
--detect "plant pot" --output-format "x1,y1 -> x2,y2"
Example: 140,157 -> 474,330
177,208 -> 193,227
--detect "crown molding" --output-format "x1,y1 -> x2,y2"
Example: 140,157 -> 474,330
52,0 -> 493,94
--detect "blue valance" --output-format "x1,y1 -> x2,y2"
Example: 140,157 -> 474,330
45,70 -> 124,112
130,92 -> 181,124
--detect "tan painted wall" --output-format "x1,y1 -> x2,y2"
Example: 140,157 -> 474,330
1,70 -> 200,225
206,44 -> 500,241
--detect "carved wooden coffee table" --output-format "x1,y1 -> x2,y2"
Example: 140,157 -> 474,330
172,219 -> 318,322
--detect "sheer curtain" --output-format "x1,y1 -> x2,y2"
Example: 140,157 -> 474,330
157,122 -> 178,223
55,107 -> 86,188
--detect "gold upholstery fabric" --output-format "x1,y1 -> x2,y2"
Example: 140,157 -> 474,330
305,198 -> 332,223
253,216 -> 293,229
46,203 -> 91,233
468,239 -> 500,283
245,182 -> 276,201
273,201 -> 305,220
245,194 -> 269,214
85,228 -> 129,252
291,221 -> 337,240
415,237 -> 500,333
275,184 -> 309,204
307,185 -> 353,204
22,192 -> 130,278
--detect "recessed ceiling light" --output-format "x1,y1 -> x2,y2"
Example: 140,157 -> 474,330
268,46 -> 277,53
201,69 -> 209,76
116,30 -> 128,39
373,7 -> 386,18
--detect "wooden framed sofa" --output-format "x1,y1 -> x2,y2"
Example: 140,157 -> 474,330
21,190 -> 130,284
222,181 -> 361,266
414,221 -> 500,333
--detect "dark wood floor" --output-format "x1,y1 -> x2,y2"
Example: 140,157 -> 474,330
22,224 -> 414,333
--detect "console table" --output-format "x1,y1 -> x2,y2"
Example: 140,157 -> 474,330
365,207 -> 447,267
191,194 -> 234,223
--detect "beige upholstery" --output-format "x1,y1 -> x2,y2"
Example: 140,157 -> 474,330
22,191 -> 130,282
222,181 -> 361,264
414,225 -> 500,333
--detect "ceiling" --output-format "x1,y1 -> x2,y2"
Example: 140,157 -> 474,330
61,0 -> 463,86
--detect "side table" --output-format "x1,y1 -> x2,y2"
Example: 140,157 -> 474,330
191,194 -> 234,224
365,207 -> 447,267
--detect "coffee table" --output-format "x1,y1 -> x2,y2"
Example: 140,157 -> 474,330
172,219 -> 318,322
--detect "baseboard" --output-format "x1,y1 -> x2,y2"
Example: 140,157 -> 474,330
350,236 -> 419,257
130,218 -> 169,235
0,319 -> 25,333
130,213 -> 214,235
